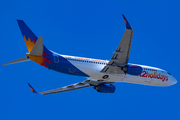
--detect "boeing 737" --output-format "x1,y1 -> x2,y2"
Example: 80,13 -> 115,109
3,14 -> 177,95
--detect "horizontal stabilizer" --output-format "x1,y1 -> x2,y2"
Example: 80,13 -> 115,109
2,56 -> 29,65
29,36 -> 43,56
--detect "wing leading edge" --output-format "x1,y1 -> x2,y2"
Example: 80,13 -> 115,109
101,14 -> 134,74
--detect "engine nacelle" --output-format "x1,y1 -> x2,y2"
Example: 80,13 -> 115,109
126,65 -> 142,76
94,84 -> 116,93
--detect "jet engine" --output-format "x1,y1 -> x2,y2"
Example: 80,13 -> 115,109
94,84 -> 116,93
121,65 -> 142,76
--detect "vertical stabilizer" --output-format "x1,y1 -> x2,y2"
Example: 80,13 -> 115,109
17,20 -> 38,53
16,20 -> 52,67
17,20 -> 51,54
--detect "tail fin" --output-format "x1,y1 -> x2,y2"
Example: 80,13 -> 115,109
17,20 -> 38,53
17,20 -> 52,67
3,20 -> 52,67
17,20 -> 51,54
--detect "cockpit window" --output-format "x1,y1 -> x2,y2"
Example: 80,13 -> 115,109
168,72 -> 171,75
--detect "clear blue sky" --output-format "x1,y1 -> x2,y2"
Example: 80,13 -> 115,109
1,0 -> 180,120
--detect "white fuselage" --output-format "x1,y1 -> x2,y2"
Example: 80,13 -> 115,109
59,54 -> 177,87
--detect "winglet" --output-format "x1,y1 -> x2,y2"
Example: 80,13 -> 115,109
27,83 -> 37,94
122,14 -> 132,30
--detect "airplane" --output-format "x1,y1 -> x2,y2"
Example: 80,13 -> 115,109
2,14 -> 177,95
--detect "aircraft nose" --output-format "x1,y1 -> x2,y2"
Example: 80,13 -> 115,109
171,77 -> 177,85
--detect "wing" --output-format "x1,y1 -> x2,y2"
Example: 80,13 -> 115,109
101,14 -> 133,74
28,80 -> 108,95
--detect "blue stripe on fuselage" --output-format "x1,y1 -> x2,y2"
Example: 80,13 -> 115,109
44,53 -> 90,77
